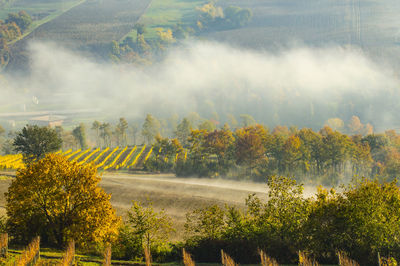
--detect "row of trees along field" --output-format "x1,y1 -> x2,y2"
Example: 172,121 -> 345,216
1,123 -> 400,265
109,2 -> 252,64
1,112 -> 400,185
146,124 -> 400,186
0,11 -> 32,67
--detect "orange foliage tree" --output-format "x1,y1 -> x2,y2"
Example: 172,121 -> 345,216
6,154 -> 120,247
235,125 -> 268,169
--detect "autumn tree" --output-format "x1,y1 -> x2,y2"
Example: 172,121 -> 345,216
347,115 -> 363,135
5,11 -> 32,32
144,136 -> 183,172
6,154 -> 120,247
281,136 -> 302,173
235,125 -> 268,175
203,128 -> 235,172
13,125 -> 62,163
324,118 -> 344,132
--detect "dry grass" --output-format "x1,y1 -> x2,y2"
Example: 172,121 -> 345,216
102,243 -> 111,266
60,240 -> 75,266
221,250 -> 238,266
182,248 -> 195,266
298,251 -> 319,266
144,246 -> 152,266
337,251 -> 359,266
259,249 -> 278,266
16,236 -> 40,266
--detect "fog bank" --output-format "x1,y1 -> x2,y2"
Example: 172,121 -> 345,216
1,41 -> 399,129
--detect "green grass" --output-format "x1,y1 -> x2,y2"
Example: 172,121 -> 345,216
0,0 -> 86,45
121,0 -> 206,41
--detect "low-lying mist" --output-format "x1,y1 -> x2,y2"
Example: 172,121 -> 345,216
2,40 -> 400,130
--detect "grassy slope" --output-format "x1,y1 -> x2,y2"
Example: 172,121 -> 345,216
121,0 -> 206,41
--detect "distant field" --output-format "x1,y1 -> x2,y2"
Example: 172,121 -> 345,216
200,0 -> 400,65
0,0 -> 83,21
6,0 -> 151,71
122,0 -> 206,41
0,0 -> 85,45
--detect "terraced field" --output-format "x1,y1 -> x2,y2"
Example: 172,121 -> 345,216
6,0 -> 152,71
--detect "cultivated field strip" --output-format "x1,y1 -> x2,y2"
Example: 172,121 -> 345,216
0,144 -> 183,171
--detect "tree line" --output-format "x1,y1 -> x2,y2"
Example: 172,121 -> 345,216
147,119 -> 400,186
2,112 -> 400,186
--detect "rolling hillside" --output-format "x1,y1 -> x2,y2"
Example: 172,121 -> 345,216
6,0 -> 151,72
202,0 -> 400,66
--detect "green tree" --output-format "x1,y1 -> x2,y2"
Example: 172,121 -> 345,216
224,6 -> 252,27
185,205 -> 226,240
198,120 -> 216,132
72,123 -> 87,149
130,124 -> 139,145
92,120 -> 101,147
142,114 -> 161,144
6,154 -> 120,247
100,123 -> 112,147
134,23 -> 146,36
175,118 -> 192,146
116,117 -> 129,146
239,114 -> 256,127
13,125 -> 62,163
127,201 -> 173,256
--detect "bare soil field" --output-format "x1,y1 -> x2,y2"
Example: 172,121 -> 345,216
100,173 -> 269,240
0,172 -> 271,240
0,172 -> 320,240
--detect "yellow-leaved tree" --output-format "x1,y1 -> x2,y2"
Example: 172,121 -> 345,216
6,154 -> 120,247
